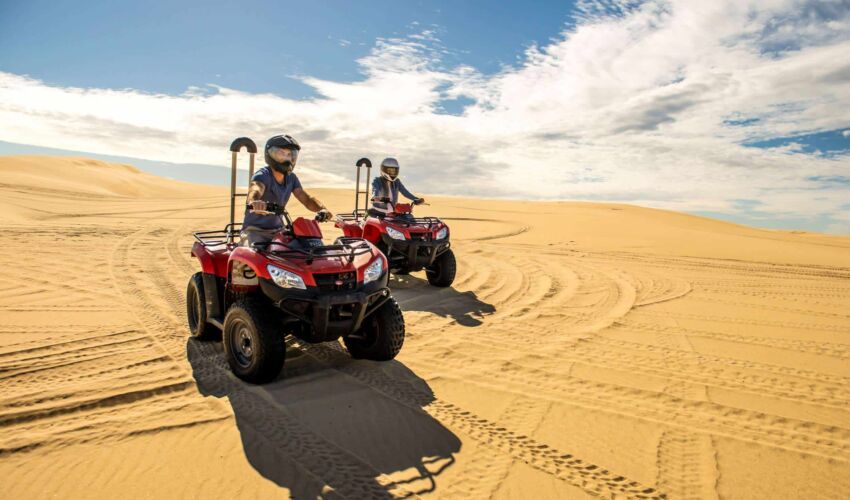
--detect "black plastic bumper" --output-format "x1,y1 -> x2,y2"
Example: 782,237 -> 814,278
259,273 -> 389,342
383,235 -> 450,270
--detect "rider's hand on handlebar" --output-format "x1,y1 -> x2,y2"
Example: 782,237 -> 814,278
414,197 -> 426,205
315,209 -> 333,222
249,200 -> 268,213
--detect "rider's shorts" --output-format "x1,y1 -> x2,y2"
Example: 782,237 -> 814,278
240,226 -> 281,247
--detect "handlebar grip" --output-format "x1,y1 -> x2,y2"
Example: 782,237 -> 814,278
314,210 -> 331,222
247,201 -> 284,215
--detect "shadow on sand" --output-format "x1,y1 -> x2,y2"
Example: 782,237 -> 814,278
389,274 -> 496,326
187,338 -> 460,499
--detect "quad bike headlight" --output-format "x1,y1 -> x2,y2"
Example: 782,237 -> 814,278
436,227 -> 448,240
363,257 -> 384,284
386,227 -> 406,240
267,265 -> 306,290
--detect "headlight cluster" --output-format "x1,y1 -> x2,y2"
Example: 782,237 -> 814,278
435,227 -> 448,240
386,227 -> 406,240
363,258 -> 384,284
267,265 -> 306,290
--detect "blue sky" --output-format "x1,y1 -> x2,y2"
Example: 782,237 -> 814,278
0,0 -> 574,99
1,0 -> 849,233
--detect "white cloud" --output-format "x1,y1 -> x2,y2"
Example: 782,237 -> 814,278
1,0 -> 849,230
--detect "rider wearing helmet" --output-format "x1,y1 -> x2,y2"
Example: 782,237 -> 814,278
242,134 -> 333,245
369,157 -> 425,218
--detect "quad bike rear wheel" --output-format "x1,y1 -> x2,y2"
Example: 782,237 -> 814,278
187,272 -> 220,340
426,248 -> 456,287
223,299 -> 286,383
344,297 -> 405,360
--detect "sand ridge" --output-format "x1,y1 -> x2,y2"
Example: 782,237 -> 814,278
0,155 -> 848,499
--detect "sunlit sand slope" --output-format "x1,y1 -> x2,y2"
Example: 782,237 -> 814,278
1,156 -> 848,499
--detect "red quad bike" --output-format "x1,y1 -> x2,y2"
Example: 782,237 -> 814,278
186,139 -> 404,384
334,158 -> 456,287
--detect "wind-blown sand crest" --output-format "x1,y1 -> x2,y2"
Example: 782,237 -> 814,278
1,156 -> 848,499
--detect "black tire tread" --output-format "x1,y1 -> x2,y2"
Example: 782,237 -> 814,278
426,249 -> 456,287
223,299 -> 285,384
344,297 -> 405,361
187,272 -> 219,340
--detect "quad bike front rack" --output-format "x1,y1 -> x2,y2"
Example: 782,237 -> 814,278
253,237 -> 374,264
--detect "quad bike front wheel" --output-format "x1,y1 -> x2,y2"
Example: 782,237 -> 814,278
223,300 -> 286,384
426,248 -> 456,287
344,297 -> 405,360
186,272 -> 219,340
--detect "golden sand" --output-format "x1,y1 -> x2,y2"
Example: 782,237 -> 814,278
1,156 -> 848,499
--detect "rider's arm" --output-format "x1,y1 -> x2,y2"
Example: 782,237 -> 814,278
293,187 -> 332,215
397,179 -> 419,201
246,180 -> 267,211
246,180 -> 265,203
370,177 -> 385,202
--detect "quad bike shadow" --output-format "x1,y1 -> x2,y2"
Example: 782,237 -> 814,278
389,274 -> 496,327
186,337 -> 460,499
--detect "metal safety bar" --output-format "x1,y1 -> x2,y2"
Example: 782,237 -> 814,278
228,137 -> 258,245
352,158 -> 372,221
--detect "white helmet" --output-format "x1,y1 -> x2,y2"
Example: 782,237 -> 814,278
380,157 -> 400,182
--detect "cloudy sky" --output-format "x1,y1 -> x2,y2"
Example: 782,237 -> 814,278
1,0 -> 849,232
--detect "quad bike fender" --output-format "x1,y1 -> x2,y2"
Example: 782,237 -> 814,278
362,222 -> 384,243
191,243 -> 227,321
228,247 -> 272,280
338,221 -> 363,238
192,241 -> 225,276
202,273 -> 223,322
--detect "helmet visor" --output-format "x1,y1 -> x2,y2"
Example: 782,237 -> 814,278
269,146 -> 298,165
383,166 -> 399,179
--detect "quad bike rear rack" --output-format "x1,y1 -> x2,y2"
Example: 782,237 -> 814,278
193,223 -> 243,248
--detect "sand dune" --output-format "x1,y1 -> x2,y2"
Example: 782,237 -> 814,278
0,155 -> 848,499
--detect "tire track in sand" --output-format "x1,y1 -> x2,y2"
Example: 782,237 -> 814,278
140,223 -> 423,499
301,341 -> 664,499
162,222 -> 663,499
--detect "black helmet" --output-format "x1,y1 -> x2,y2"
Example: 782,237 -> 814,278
380,157 -> 400,182
265,134 -> 301,175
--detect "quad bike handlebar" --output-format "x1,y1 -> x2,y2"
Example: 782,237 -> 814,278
247,202 -> 332,222
373,197 -> 428,207
246,201 -> 286,216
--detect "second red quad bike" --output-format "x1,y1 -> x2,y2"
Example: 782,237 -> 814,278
187,139 -> 404,384
334,158 -> 456,287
